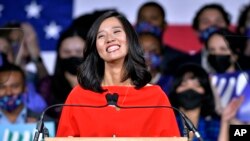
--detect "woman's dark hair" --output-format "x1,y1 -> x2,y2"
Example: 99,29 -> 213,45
169,63 -> 218,117
192,3 -> 231,31
204,28 -> 245,55
54,27 -> 86,75
0,63 -> 26,85
136,1 -> 166,29
50,27 -> 87,106
236,4 -> 250,34
71,9 -> 117,39
78,11 -> 151,93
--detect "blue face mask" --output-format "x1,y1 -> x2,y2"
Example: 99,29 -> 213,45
144,52 -> 162,70
135,21 -> 163,38
199,26 -> 218,42
0,95 -> 24,112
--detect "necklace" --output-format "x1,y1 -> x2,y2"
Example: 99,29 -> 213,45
120,85 -> 130,106
116,86 -> 130,111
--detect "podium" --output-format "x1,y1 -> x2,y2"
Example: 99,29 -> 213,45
45,137 -> 188,141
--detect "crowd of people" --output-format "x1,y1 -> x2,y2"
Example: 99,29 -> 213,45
0,1 -> 249,140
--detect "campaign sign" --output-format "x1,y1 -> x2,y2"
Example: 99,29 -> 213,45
211,70 -> 250,122
0,121 -> 55,141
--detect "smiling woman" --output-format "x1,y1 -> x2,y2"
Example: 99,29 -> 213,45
56,11 -> 180,137
78,11 -> 152,91
96,17 -> 128,63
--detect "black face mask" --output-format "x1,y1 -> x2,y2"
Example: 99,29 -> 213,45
208,54 -> 231,73
176,89 -> 204,110
61,57 -> 82,75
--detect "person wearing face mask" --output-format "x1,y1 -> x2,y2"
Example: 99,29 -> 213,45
0,63 -> 50,124
52,28 -> 85,100
136,1 -> 196,75
192,3 -> 232,73
168,63 -> 244,141
0,32 -> 48,114
205,28 -> 250,128
38,27 -> 86,125
192,4 -> 231,43
137,31 -> 172,95
204,28 -> 240,74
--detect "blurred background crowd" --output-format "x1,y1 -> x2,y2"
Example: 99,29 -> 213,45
0,0 -> 249,140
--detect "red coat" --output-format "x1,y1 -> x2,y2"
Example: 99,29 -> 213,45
57,85 -> 180,137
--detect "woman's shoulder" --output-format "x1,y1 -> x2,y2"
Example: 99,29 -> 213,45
65,85 -> 104,104
143,84 -> 163,91
71,85 -> 85,91
70,85 -> 98,94
135,84 -> 167,97
67,85 -> 96,98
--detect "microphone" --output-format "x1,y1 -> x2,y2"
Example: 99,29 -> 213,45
105,93 -> 203,141
33,102 -> 109,141
105,93 -> 119,105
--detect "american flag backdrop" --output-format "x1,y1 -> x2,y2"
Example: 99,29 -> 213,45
0,0 -> 73,51
1,0 -> 249,52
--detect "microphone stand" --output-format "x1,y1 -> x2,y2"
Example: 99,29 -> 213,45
33,116 -> 44,141
43,127 -> 50,138
113,104 -> 204,141
33,103 -> 108,141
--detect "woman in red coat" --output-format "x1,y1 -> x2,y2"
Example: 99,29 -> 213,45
56,11 -> 180,137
